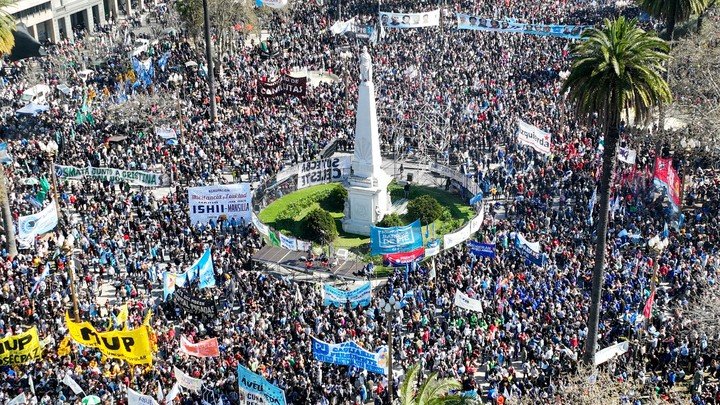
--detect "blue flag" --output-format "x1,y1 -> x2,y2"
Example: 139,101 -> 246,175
158,51 -> 171,70
30,263 -> 50,296
237,365 -> 286,405
188,248 -> 215,289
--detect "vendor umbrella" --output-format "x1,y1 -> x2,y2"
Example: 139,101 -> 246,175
81,395 -> 101,405
9,24 -> 46,61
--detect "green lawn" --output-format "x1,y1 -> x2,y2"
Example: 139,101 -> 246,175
258,182 -> 475,253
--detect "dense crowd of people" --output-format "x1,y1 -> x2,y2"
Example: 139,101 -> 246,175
0,0 -> 718,403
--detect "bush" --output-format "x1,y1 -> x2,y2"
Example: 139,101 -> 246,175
377,213 -> 404,228
302,208 -> 338,243
321,185 -> 348,212
406,195 -> 443,224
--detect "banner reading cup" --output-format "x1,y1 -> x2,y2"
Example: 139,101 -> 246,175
65,313 -> 154,364
297,155 -> 352,189
237,364 -> 287,405
653,157 -> 682,211
55,164 -> 167,187
0,327 -> 42,365
323,282 -> 372,308
188,183 -> 252,225
312,337 -> 387,375
380,9 -> 440,28
516,119 -> 552,155
456,14 -> 589,39
370,219 -> 423,255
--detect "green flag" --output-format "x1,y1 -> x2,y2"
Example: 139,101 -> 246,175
269,231 -> 280,247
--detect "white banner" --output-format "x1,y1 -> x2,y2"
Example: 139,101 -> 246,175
155,127 -> 177,140
127,387 -> 159,405
618,147 -> 637,164
62,374 -> 84,395
517,119 -> 552,155
454,290 -> 483,313
380,9 -> 440,28
296,155 -> 351,189
594,341 -> 630,366
444,222 -> 472,250
280,233 -> 298,250
514,232 -> 540,253
469,209 -> 484,234
330,17 -> 357,35
173,366 -> 203,392
55,164 -> 167,187
18,202 -> 58,248
7,393 -> 26,405
188,183 -> 252,226
251,213 -> 270,236
260,0 -> 287,8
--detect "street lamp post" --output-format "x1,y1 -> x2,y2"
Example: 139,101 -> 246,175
646,235 -> 668,326
201,0 -> 217,122
0,167 -> 17,257
379,296 -> 401,404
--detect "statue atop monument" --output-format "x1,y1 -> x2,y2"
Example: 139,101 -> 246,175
359,46 -> 372,82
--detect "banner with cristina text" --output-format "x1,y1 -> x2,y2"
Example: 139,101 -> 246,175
312,337 -> 387,375
237,364 -> 287,405
0,327 -> 42,365
370,219 -> 423,255
188,183 -> 252,226
653,156 -> 682,211
380,9 -> 440,28
456,14 -> 590,39
55,164 -> 167,187
323,282 -> 372,308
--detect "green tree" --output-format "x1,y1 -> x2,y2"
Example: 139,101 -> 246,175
399,362 -> 468,405
562,17 -> 671,365
406,195 -> 443,225
377,213 -> 404,228
639,0 -> 709,39
302,208 -> 338,244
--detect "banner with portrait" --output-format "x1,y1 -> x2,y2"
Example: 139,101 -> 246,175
312,337 -> 387,375
65,313 -> 153,364
296,155 -> 352,189
370,219 -> 423,255
456,14 -> 590,39
188,183 -> 252,226
517,119 -> 552,155
0,327 -> 43,365
55,164 -> 167,187
258,75 -> 307,98
380,9 -> 440,28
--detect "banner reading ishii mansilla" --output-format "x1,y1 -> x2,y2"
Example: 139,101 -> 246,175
188,183 -> 252,226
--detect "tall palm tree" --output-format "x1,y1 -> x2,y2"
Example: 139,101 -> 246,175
561,17 -> 671,365
639,0 -> 708,39
399,362 -> 471,405
0,1 -> 14,257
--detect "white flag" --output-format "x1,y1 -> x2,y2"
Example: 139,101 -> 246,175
617,147 -> 637,164
127,387 -> 159,405
155,127 -> 177,140
156,380 -> 164,402
17,202 -> 58,248
164,383 -> 180,404
7,393 -> 26,405
62,373 -> 84,394
454,290 -> 483,313
594,341 -> 630,365
174,366 -> 203,392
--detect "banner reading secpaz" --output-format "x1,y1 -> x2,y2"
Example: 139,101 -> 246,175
65,313 -> 154,364
188,183 -> 252,226
0,327 -> 42,365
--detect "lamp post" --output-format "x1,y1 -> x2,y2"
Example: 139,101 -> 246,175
378,296 -> 401,404
646,235 -> 669,319
201,0 -> 217,122
63,234 -> 81,322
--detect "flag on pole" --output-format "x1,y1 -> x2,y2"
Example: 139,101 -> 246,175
30,262 -> 51,296
7,393 -> 26,405
643,290 -> 656,320
62,373 -> 84,394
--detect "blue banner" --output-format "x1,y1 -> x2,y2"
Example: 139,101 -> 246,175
188,248 -> 215,289
312,337 -> 387,375
237,364 -> 286,405
370,219 -> 423,255
323,282 -> 372,308
456,14 -> 591,39
467,240 -> 496,258
514,233 -> 545,266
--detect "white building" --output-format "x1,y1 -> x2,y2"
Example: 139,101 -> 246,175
3,0 -> 150,42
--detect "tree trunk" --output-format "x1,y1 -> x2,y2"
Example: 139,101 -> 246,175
0,168 -> 16,257
665,15 -> 676,41
583,110 -> 620,365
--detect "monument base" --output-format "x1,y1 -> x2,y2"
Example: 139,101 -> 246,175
342,175 -> 391,236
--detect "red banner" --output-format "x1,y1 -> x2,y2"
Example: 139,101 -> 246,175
179,336 -> 220,358
653,157 -> 682,211
383,247 -> 425,266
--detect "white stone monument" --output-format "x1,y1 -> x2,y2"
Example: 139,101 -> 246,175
342,47 -> 392,236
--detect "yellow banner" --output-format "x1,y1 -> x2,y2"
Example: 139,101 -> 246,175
0,327 -> 42,365
65,313 -> 154,365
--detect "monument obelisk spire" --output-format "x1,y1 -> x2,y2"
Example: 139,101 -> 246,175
342,46 -> 392,236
